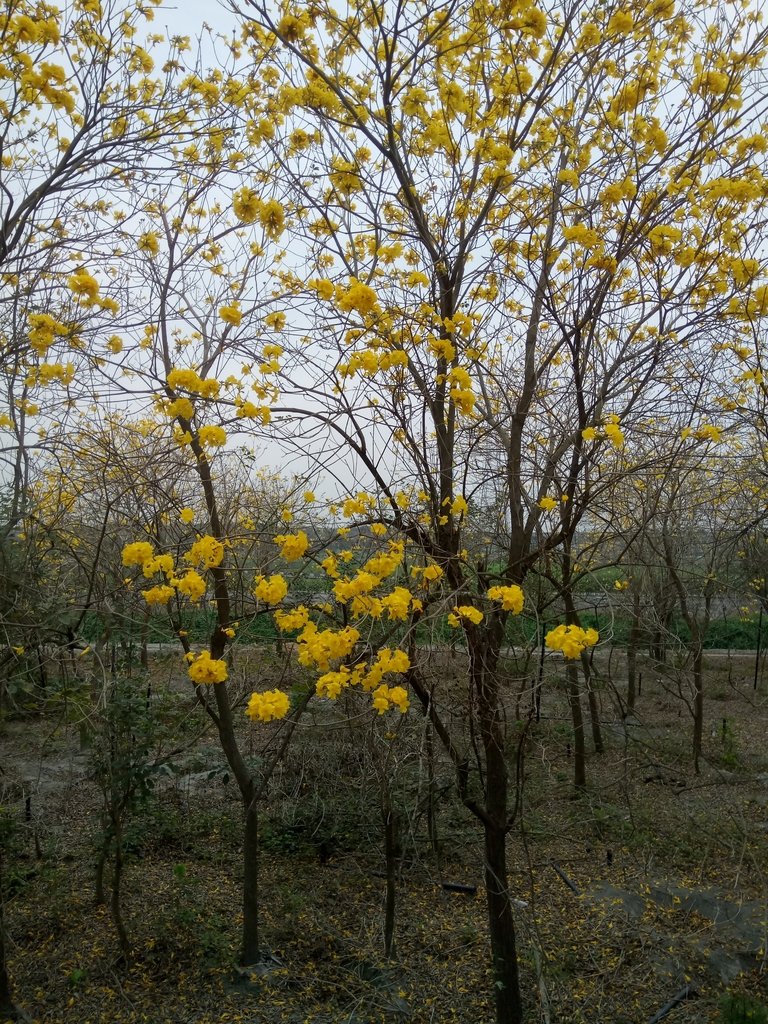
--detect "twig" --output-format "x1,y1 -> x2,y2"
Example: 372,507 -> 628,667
648,984 -> 696,1024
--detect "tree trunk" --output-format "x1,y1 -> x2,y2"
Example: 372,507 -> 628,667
241,796 -> 260,966
626,590 -> 641,712
566,663 -> 586,790
382,800 -> 398,958
425,722 -> 440,867
95,837 -> 108,906
581,652 -> 603,754
472,627 -> 524,1024
110,820 -> 130,958
692,646 -> 704,775
484,822 -> 524,1024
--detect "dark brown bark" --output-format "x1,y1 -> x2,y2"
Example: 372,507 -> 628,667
562,566 -> 588,787
565,662 -> 586,790
472,627 -> 524,1024
110,821 -> 130,958
626,589 -> 641,712
581,652 -> 604,754
382,800 -> 399,958
692,647 -> 704,775
484,823 -> 524,1024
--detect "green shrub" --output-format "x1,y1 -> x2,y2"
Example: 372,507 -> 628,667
719,994 -> 768,1024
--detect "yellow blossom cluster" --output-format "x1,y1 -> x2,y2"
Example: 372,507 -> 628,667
411,563 -> 444,587
197,424 -> 227,448
188,651 -> 228,684
67,269 -> 100,303
246,689 -> 290,722
174,570 -> 207,601
232,188 -> 285,238
297,622 -> 360,672
545,625 -> 599,659
219,303 -> 242,326
336,278 -> 378,315
274,606 -> 310,631
372,684 -> 409,714
27,313 -> 70,356
448,605 -> 484,627
185,535 -> 225,568
142,584 -> 176,606
122,543 -> 212,605
122,541 -> 155,567
314,648 -> 410,713
581,415 -> 625,449
448,366 -> 475,416
253,573 -> 289,605
32,363 -> 75,387
141,553 -> 174,578
167,368 -> 221,399
338,349 -> 408,378
274,530 -> 309,560
486,585 -> 524,614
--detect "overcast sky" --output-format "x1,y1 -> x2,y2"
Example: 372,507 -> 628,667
158,1 -> 239,39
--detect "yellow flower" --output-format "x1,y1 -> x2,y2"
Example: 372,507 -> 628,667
122,541 -> 154,566
380,587 -> 413,621
487,585 -> 524,614
259,199 -> 285,239
185,535 -> 225,568
188,651 -> 228,684
274,530 -> 309,561
167,368 -> 203,392
198,424 -> 227,448
274,606 -> 310,632
68,269 -> 100,301
219,303 -> 242,326
175,570 -> 206,602
137,231 -> 159,256
142,584 -> 176,606
695,424 -> 721,443
603,422 -> 625,449
233,186 -> 260,223
337,278 -> 378,315
246,689 -> 290,722
253,573 -> 289,605
545,624 -> 599,659
538,496 -> 558,511
179,507 -> 195,524
448,605 -> 484,627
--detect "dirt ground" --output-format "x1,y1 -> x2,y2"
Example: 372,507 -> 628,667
1,647 -> 766,1023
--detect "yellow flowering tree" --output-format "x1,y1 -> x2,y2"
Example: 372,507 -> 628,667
220,0 -> 768,1018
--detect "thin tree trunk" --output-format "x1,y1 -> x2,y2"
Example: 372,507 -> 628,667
473,629 -> 524,1024
692,646 -> 704,775
484,822 -> 523,1024
566,663 -> 586,790
626,590 -> 641,712
425,722 -> 440,867
382,800 -> 398,958
95,836 -> 108,906
110,820 -> 130,958
581,652 -> 603,754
